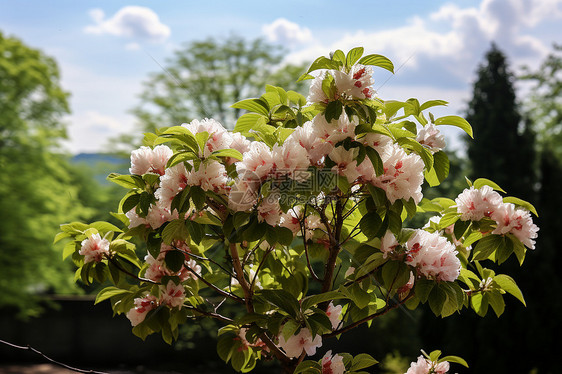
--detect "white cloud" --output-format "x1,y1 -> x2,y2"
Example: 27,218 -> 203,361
262,18 -> 313,46
84,6 -> 171,43
63,111 -> 136,154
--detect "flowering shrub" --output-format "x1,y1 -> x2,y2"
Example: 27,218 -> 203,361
57,47 -> 538,373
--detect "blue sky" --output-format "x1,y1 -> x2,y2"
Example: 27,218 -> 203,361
1,0 -> 561,153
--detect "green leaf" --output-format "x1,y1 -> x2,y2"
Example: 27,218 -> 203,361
94,286 -> 131,305
424,151 -> 449,187
211,148 -> 243,161
325,100 -> 343,122
108,173 -> 144,189
502,196 -> 539,217
439,355 -> 469,368
473,178 -> 506,193
434,115 -> 473,138
258,289 -> 300,317
165,250 -> 185,273
294,360 -> 322,374
275,226 -> 294,246
162,219 -> 189,244
234,113 -> 267,133
439,212 -> 460,229
359,211 -> 383,239
415,279 -> 435,303
304,56 -> 340,74
420,99 -> 448,111
365,146 -> 384,176
331,49 -> 346,65
355,252 -> 387,279
472,234 -> 504,261
301,291 -> 347,311
350,353 -> 379,371
487,290 -> 505,317
494,274 -> 526,306
358,54 -> 394,73
231,98 -> 270,116
346,47 -> 364,67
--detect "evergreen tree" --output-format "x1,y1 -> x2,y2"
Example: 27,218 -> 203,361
465,43 -> 537,200
420,44 -> 541,373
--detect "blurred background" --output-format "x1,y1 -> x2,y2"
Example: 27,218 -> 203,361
0,1 -> 560,373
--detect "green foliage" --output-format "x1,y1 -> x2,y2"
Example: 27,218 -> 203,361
0,31 -> 112,317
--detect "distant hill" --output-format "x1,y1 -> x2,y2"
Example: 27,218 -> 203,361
72,153 -> 128,184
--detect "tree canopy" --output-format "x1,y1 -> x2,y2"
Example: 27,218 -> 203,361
132,35 -> 307,135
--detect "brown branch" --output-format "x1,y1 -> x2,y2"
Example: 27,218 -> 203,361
300,205 -> 322,282
183,305 -> 234,324
0,339 -> 108,374
229,242 -> 254,312
183,262 -> 244,303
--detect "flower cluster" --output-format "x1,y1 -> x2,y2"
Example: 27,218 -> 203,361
125,280 -> 185,326
79,233 -> 110,263
455,186 -> 539,249
406,355 -> 450,374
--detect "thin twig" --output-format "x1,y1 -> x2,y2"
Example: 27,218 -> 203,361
0,339 -> 108,374
183,262 -> 244,303
106,255 -> 159,285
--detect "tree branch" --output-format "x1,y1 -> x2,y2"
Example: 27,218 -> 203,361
0,339 -> 108,374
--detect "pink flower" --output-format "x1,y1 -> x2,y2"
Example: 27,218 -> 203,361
159,280 -> 185,308
145,203 -> 179,229
272,140 -> 311,182
406,356 -> 450,374
332,64 -> 375,100
277,327 -> 322,358
322,350 -> 345,374
126,295 -> 158,326
307,72 -> 329,104
329,146 -> 361,183
380,231 -> 399,258
371,143 -> 425,204
126,209 -> 148,229
491,203 -> 539,249
286,121 -> 333,165
313,113 -> 357,145
187,160 -> 228,194
155,163 -> 189,209
183,118 -> 232,157
228,177 -> 259,212
79,233 -> 110,263
237,141 -> 274,180
129,145 -> 173,176
417,124 -> 446,153
455,186 -> 503,221
257,197 -> 283,226
326,302 -> 343,330
406,230 -> 461,282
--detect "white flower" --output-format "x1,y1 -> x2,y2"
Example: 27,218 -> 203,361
126,295 -> 158,326
417,124 -> 446,153
155,163 -> 189,209
79,233 -> 110,263
187,160 -> 228,194
360,132 -> 392,151
130,145 -> 173,176
332,64 -> 375,100
491,203 -> 539,249
126,209 -> 147,229
455,186 -> 503,221
145,202 -> 178,229
159,280 -> 185,308
257,197 -> 282,226
371,143 -> 425,204
230,132 -> 251,155
313,112 -> 357,145
277,327 -> 322,358
237,141 -> 274,180
286,121 -> 333,165
406,229 -> 461,282
228,177 -> 259,212
183,118 -> 231,157
272,140 -> 311,182
329,146 -> 360,183
380,231 -> 399,258
307,72 -> 329,104
406,355 -> 450,374
326,302 -> 343,330
322,350 -> 345,374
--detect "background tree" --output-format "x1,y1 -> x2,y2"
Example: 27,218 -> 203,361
132,35 -> 307,135
420,43 -> 543,373
0,31 -> 108,317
